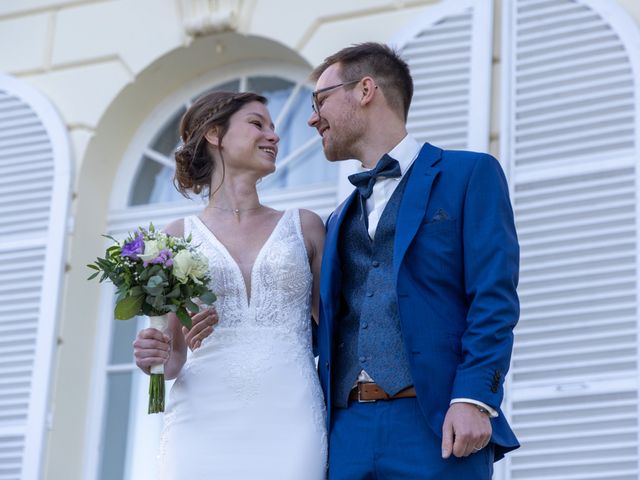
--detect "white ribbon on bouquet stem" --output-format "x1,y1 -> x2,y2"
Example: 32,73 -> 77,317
148,314 -> 170,374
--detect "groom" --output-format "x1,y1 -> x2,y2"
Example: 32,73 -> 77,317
309,43 -> 520,479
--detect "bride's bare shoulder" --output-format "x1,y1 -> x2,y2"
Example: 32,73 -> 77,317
298,209 -> 325,243
163,218 -> 185,238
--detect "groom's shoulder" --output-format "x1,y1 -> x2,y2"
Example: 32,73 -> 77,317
425,143 -> 499,174
327,195 -> 352,230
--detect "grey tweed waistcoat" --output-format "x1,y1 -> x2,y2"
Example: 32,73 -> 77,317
332,174 -> 414,408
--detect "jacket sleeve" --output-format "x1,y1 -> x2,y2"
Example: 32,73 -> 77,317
449,153 -> 520,409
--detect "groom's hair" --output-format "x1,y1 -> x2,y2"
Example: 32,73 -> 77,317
311,42 -> 413,121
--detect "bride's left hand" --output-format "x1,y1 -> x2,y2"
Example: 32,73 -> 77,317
183,307 -> 218,351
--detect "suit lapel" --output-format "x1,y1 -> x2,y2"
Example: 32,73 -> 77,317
393,143 -> 442,278
320,191 -> 357,330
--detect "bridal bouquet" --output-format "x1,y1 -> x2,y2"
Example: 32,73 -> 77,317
87,223 -> 216,413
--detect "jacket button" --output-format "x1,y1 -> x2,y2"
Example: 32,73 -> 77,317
359,356 -> 367,363
361,322 -> 368,329
366,292 -> 374,297
372,261 -> 380,268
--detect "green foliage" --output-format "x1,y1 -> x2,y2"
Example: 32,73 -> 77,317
176,307 -> 192,329
115,295 -> 144,320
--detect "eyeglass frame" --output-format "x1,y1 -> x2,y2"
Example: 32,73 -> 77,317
311,79 -> 362,115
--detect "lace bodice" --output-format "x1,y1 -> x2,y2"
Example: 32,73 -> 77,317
185,209 -> 313,337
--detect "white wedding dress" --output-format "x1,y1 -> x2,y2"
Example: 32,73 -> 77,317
158,209 -> 327,479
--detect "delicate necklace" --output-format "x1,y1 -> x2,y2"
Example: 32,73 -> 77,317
211,205 -> 263,217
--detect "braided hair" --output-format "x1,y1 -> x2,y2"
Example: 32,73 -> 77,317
174,91 -> 268,197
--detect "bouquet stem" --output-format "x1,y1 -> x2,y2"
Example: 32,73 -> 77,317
148,314 -> 170,414
148,374 -> 165,413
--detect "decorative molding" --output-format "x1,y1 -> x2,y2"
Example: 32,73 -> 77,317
180,0 -> 240,36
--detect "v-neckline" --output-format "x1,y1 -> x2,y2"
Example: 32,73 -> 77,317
193,210 -> 289,308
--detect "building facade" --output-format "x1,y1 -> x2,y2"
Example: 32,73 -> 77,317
0,0 -> 639,478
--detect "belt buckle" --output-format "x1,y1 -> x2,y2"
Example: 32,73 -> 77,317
357,383 -> 376,403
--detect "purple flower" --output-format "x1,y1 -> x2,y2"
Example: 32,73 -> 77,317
149,249 -> 174,267
122,234 -> 144,259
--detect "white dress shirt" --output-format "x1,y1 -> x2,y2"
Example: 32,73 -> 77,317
364,134 -> 421,239
356,134 -> 498,417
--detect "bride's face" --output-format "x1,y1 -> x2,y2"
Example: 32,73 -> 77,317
211,101 -> 279,178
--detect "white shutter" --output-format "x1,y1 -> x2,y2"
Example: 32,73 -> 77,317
391,0 -> 493,151
0,75 -> 72,479
501,1 -> 640,479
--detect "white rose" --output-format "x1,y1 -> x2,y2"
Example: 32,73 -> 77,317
173,250 -> 208,284
189,253 -> 209,281
139,239 -> 162,262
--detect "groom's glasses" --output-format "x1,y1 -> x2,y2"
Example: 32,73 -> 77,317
311,79 -> 361,115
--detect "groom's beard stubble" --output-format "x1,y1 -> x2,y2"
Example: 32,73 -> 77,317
321,100 -> 366,162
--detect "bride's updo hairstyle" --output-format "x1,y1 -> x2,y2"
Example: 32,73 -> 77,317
174,91 -> 268,197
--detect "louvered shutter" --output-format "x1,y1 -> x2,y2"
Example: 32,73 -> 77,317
501,1 -> 640,479
0,75 -> 72,479
391,0 -> 493,151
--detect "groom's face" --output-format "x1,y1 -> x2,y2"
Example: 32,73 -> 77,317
308,63 -> 365,161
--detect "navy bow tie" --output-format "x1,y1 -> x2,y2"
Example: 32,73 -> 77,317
348,154 -> 402,199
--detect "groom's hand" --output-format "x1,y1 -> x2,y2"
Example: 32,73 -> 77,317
183,307 -> 218,351
441,403 -> 492,459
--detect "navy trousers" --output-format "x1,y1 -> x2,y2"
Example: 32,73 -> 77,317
329,398 -> 494,479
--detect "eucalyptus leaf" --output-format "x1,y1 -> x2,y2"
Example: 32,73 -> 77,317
143,286 -> 163,296
185,298 -> 199,314
148,265 -> 162,277
199,291 -> 217,305
166,285 -> 181,299
147,275 -> 165,288
153,295 -> 165,309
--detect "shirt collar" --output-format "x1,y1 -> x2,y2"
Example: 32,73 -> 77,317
387,134 -> 421,176
356,134 -> 422,175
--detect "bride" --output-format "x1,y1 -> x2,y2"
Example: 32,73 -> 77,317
132,91 -> 327,479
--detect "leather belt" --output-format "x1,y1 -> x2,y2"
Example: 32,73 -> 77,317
349,383 -> 417,403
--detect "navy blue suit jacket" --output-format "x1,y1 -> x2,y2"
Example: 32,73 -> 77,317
317,143 -> 520,459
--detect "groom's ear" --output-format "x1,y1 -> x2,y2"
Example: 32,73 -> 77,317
204,127 -> 220,147
359,76 -> 377,107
